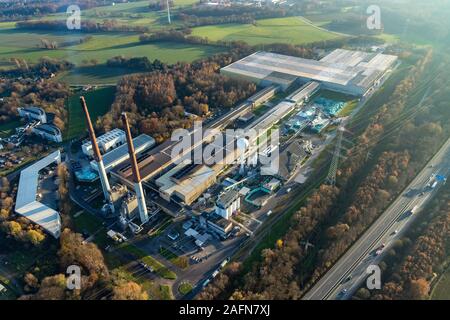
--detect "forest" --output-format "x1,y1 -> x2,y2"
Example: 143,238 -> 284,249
0,70 -> 71,130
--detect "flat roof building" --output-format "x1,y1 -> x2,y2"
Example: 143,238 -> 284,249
91,134 -> 155,173
221,49 -> 397,96
82,128 -> 126,157
155,160 -> 217,206
15,150 -> 62,238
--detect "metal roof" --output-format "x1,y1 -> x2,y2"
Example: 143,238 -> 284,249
15,150 -> 62,238
221,50 -> 397,94
91,134 -> 155,172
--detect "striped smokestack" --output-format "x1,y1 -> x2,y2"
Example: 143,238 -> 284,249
79,96 -> 113,204
121,112 -> 149,224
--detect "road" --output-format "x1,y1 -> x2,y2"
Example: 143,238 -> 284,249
303,137 -> 450,300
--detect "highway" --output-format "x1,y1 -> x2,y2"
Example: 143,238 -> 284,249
303,137 -> 450,300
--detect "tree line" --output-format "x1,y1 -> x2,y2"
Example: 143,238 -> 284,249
16,19 -> 149,33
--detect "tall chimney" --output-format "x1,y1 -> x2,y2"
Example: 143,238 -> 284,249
79,96 -> 113,204
121,112 -> 149,224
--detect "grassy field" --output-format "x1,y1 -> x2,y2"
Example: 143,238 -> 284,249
431,266 -> 450,300
0,28 -> 221,85
35,0 -> 197,28
178,281 -> 193,295
0,119 -> 22,138
191,16 -> 342,45
65,86 -> 115,140
0,28 -> 221,65
120,244 -> 177,280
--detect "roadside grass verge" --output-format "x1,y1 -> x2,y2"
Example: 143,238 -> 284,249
178,281 -> 193,295
159,247 -> 189,270
120,244 -> 177,280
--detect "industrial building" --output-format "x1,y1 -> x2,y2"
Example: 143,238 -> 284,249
221,49 -> 397,96
215,189 -> 240,220
82,128 -> 126,157
15,150 -> 62,238
18,106 -> 47,123
91,134 -> 155,173
32,124 -> 63,143
285,81 -> 320,104
155,160 -> 217,206
247,85 -> 278,106
206,213 -> 233,237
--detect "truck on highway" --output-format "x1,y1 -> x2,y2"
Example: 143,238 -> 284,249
220,257 -> 230,269
410,205 -> 419,215
202,279 -> 210,287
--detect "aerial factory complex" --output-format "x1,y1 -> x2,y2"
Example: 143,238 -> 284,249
6,47 -> 405,301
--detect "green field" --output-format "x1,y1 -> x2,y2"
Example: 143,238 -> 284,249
0,27 -> 221,85
65,86 -> 115,139
0,120 -> 22,138
0,28 -> 221,64
35,0 -> 197,27
191,16 -> 343,45
120,244 -> 177,280
431,266 -> 450,300
178,282 -> 193,295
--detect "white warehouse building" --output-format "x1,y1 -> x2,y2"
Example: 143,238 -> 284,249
82,128 -> 126,157
221,49 -> 398,96
15,150 -> 62,238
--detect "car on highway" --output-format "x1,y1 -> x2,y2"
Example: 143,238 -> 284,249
337,288 -> 348,298
374,243 -> 386,256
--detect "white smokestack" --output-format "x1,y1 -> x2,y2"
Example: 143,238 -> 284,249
121,112 -> 149,224
79,96 -> 113,206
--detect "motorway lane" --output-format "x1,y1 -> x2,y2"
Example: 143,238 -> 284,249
303,137 -> 450,300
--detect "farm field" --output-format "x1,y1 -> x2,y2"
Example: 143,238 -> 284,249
65,86 -> 115,140
0,29 -> 221,65
33,0 -> 196,28
190,16 -> 343,45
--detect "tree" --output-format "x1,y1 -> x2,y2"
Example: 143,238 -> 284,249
355,288 -> 371,300
24,273 -> 39,292
408,278 -> 429,300
26,229 -> 46,245
112,281 -> 148,300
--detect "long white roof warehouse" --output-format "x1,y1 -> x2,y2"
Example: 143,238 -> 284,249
15,150 -> 62,238
221,49 -> 397,95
